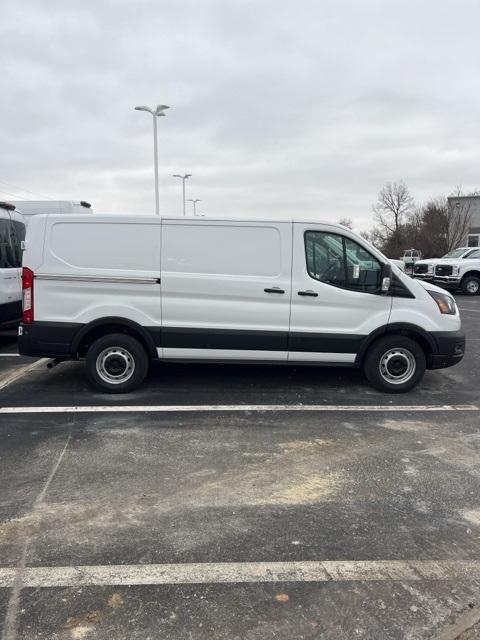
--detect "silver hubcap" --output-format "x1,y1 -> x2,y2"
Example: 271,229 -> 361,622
96,347 -> 135,384
466,280 -> 479,294
379,347 -> 416,385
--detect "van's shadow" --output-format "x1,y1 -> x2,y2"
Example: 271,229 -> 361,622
31,358 -> 392,405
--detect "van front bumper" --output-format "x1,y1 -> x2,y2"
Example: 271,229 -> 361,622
429,330 -> 466,369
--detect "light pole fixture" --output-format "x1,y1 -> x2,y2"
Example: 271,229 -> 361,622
173,173 -> 192,216
188,198 -> 201,216
134,104 -> 170,216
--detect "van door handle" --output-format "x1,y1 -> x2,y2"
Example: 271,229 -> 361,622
298,290 -> 318,297
264,287 -> 285,294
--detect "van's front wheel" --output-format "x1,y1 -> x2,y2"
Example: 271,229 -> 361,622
85,333 -> 149,393
364,336 -> 426,393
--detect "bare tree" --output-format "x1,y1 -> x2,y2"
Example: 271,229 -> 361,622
365,186 -> 474,258
451,185 -> 480,197
372,181 -> 415,251
338,217 -> 353,229
445,197 -> 472,251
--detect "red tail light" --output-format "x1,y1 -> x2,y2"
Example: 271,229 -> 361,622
22,267 -> 34,324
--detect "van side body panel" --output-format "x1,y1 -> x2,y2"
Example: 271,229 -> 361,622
160,219 -> 292,360
33,217 -> 161,328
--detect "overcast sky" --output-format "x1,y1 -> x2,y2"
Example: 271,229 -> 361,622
1,0 -> 480,230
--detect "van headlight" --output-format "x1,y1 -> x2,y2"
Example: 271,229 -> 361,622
428,290 -> 457,315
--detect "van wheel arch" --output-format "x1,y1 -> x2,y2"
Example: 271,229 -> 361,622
357,323 -> 435,366
73,317 -> 157,359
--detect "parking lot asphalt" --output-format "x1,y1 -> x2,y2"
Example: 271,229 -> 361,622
1,295 -> 480,639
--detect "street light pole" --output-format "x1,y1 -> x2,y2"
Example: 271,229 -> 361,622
134,104 -> 170,216
188,198 -> 201,216
152,115 -> 159,217
172,174 -> 192,216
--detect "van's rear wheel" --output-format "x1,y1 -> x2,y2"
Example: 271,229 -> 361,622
364,336 -> 426,393
85,333 -> 149,393
461,275 -> 480,296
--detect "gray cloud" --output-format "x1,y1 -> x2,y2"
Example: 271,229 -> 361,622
1,0 -> 479,228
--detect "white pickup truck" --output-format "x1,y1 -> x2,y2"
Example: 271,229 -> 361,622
413,247 -> 480,282
434,252 -> 480,295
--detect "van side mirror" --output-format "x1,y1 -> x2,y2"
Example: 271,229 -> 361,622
379,263 -> 392,294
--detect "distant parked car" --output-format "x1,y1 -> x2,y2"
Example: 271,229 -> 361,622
413,247 -> 480,282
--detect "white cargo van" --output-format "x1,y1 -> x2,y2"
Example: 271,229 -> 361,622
18,214 -> 465,393
0,203 -> 26,329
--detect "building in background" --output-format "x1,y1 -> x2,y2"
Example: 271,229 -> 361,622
448,195 -> 480,247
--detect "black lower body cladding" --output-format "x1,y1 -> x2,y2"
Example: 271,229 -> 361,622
429,330 -> 466,369
18,321 -> 466,371
18,321 -> 82,358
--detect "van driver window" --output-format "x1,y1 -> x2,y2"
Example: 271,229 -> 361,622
304,231 -> 382,293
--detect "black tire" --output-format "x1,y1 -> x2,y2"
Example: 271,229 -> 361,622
461,275 -> 480,296
363,335 -> 426,394
85,333 -> 149,393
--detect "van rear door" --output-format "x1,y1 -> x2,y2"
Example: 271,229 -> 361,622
161,219 -> 292,360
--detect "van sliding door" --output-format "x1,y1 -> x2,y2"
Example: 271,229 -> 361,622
160,220 -> 292,360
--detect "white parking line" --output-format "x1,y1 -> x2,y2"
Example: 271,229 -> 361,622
0,560 -> 479,588
0,354 -> 20,357
0,404 -> 477,414
0,359 -> 47,392
459,307 -> 480,313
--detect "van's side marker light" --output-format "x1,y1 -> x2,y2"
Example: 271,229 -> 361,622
0,404 -> 477,414
1,560 -> 480,588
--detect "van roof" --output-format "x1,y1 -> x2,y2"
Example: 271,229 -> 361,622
37,212 -> 353,230
10,201 -> 92,216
